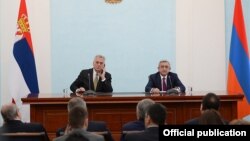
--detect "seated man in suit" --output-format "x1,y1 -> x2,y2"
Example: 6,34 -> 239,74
185,92 -> 227,124
56,97 -> 114,141
124,103 -> 167,141
0,103 -> 49,141
145,60 -> 185,94
53,106 -> 104,141
120,98 -> 155,141
70,55 -> 113,95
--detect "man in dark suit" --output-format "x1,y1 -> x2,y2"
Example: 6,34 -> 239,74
185,92 -> 228,125
145,60 -> 185,93
56,97 -> 114,141
120,98 -> 155,141
70,55 -> 113,94
124,103 -> 167,141
0,103 -> 49,141
53,106 -> 104,141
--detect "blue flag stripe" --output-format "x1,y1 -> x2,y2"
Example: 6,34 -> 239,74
13,38 -> 39,93
230,25 -> 250,102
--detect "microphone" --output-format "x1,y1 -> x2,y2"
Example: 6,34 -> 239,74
166,88 -> 179,95
84,73 -> 96,95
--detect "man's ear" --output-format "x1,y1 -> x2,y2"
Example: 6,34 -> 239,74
144,114 -> 150,126
17,110 -> 22,120
200,104 -> 203,113
85,118 -> 89,127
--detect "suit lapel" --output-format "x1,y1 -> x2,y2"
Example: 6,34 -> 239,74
156,73 -> 162,91
89,69 -> 94,90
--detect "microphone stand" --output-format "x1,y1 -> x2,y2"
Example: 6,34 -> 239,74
84,73 -> 96,96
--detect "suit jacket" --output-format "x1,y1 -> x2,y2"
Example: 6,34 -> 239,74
120,120 -> 145,141
145,72 -> 185,93
124,127 -> 158,141
56,121 -> 114,141
0,120 -> 49,141
70,68 -> 113,93
53,128 -> 104,141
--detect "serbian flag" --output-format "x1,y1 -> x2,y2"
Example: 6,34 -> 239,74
9,0 -> 39,121
227,0 -> 250,118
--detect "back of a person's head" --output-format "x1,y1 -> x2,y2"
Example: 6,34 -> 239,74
147,103 -> 166,125
202,93 -> 220,111
1,103 -> 19,122
65,132 -> 89,141
198,109 -> 224,125
68,97 -> 87,112
136,98 -> 155,120
69,106 -> 88,129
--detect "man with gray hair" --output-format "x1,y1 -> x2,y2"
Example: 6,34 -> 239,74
120,98 -> 155,141
145,60 -> 185,93
0,103 -> 49,141
70,55 -> 113,94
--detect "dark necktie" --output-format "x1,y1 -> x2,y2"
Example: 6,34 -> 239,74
162,77 -> 167,91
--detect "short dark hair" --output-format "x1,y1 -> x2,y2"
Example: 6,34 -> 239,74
147,103 -> 167,125
202,93 -> 220,111
65,132 -> 89,141
68,106 -> 88,129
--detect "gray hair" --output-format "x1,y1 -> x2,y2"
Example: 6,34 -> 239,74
136,98 -> 155,120
94,55 -> 106,61
67,97 -> 87,112
158,60 -> 170,67
1,104 -> 19,121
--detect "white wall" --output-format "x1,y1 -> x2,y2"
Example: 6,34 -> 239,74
50,0 -> 176,93
176,0 -> 226,93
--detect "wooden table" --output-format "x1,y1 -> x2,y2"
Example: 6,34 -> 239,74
21,92 -> 243,141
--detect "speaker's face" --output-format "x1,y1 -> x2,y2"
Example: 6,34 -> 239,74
93,57 -> 105,73
158,62 -> 170,76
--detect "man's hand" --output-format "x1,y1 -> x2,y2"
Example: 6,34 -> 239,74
75,87 -> 85,96
98,68 -> 106,81
151,88 -> 160,94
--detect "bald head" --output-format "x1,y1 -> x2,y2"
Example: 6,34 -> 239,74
1,103 -> 20,122
68,97 -> 87,112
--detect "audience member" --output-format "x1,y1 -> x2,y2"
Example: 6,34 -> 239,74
243,115 -> 250,122
65,132 -> 89,141
185,92 -> 227,124
54,106 -> 104,141
229,119 -> 250,125
56,97 -> 114,141
120,98 -> 155,141
124,103 -> 167,141
198,109 -> 225,125
0,103 -> 49,141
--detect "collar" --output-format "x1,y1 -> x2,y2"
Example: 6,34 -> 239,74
160,75 -> 168,79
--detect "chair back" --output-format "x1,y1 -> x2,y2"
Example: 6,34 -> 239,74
0,132 -> 46,141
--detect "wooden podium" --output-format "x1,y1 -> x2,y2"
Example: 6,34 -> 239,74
21,92 -> 243,141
